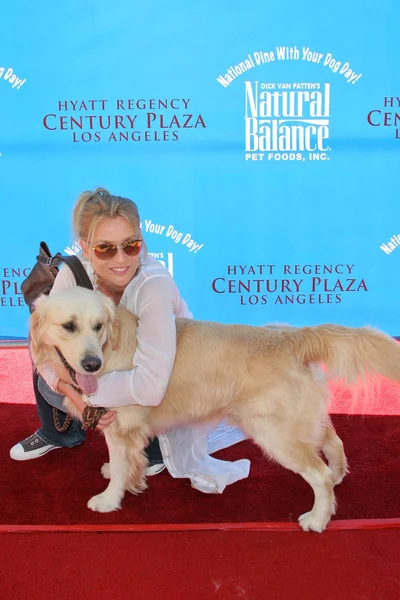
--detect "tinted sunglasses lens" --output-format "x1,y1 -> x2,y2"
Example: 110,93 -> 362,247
94,244 -> 118,260
123,241 -> 142,256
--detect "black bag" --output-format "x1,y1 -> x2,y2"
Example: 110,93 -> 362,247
21,241 -> 93,311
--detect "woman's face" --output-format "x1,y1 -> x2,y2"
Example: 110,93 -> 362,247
81,216 -> 141,291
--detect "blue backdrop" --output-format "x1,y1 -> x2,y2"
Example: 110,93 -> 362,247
1,0 -> 399,339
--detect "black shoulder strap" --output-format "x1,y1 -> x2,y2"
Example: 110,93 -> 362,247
37,252 -> 93,290
56,254 -> 94,290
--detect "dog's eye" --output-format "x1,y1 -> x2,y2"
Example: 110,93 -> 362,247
94,322 -> 103,332
62,322 -> 76,333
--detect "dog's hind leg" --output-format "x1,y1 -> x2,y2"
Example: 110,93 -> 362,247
240,415 -> 335,533
87,428 -> 129,513
321,419 -> 349,486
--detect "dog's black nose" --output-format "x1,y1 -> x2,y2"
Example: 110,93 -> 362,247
81,356 -> 102,372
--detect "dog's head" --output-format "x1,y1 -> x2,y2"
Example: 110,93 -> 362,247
29,287 -> 119,394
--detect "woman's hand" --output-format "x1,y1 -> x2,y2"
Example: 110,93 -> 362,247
96,411 -> 117,430
57,380 -> 116,430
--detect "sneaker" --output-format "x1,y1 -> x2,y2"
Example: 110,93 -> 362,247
10,433 -> 61,461
145,462 -> 166,476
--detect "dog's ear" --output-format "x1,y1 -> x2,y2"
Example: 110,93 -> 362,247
29,309 -> 42,364
101,294 -> 120,350
32,294 -> 48,312
29,294 -> 50,363
110,313 -> 120,350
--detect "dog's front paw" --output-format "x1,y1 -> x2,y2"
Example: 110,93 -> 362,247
87,492 -> 121,513
101,463 -> 110,479
298,510 -> 329,533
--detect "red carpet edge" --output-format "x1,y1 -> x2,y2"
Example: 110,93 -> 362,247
1,517 -> 400,534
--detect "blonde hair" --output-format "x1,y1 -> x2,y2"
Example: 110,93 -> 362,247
72,187 -> 147,254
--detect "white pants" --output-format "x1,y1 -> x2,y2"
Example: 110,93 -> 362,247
159,422 -> 250,493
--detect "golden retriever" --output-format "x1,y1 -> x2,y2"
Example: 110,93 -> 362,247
28,287 -> 400,532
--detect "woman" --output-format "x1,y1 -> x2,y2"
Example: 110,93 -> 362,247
10,188 -> 249,492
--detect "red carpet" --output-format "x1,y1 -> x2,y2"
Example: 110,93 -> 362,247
1,529 -> 400,600
1,348 -> 400,526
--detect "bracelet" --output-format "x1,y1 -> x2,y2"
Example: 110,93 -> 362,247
82,405 -> 107,430
83,393 -> 96,407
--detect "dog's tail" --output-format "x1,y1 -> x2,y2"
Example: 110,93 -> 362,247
292,324 -> 400,386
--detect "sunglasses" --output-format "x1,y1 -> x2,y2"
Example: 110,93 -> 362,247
92,239 -> 142,261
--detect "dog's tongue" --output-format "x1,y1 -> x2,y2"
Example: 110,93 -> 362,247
76,373 -> 98,395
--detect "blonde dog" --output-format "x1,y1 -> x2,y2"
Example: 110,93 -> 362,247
29,287 -> 400,532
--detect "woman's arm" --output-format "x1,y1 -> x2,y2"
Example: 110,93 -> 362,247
89,275 -> 180,408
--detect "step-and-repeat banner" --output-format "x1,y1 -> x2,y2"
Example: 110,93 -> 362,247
1,1 -> 399,338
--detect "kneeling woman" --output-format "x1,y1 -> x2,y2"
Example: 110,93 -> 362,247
11,187 -> 249,493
